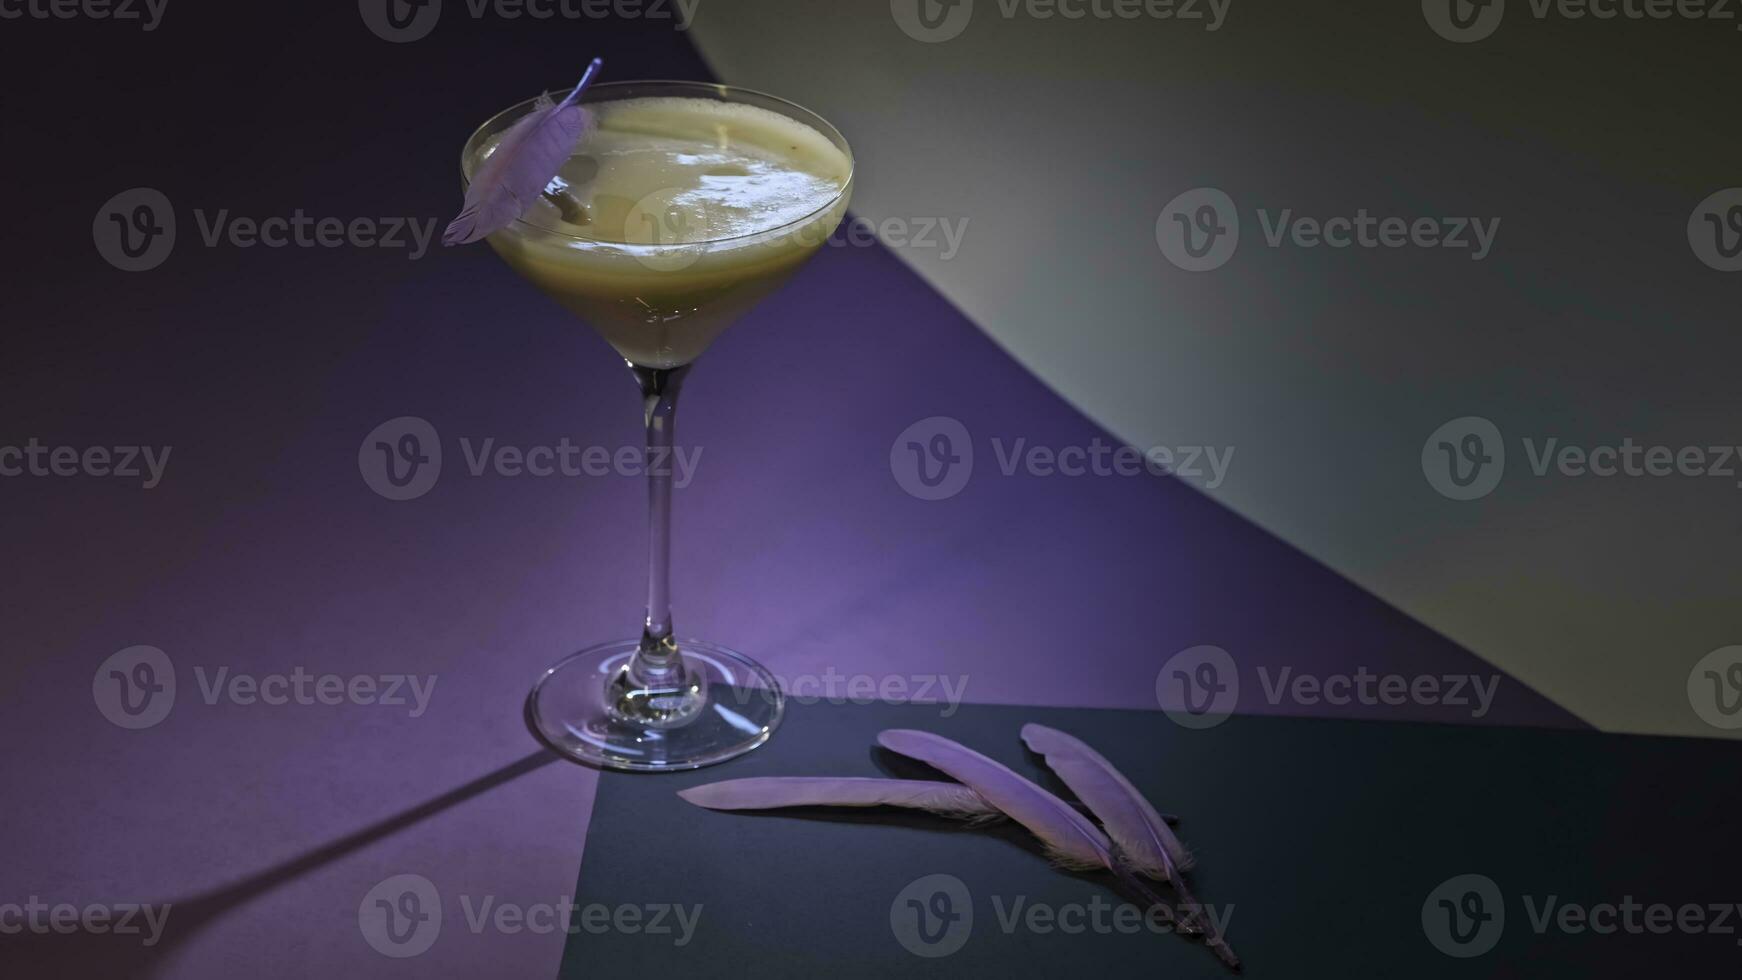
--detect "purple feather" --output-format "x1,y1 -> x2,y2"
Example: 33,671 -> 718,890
875,729 -> 1114,871
1020,723 -> 1194,879
444,58 -> 604,246
1022,723 -> 1240,971
678,777 -> 1001,820
878,729 -> 1242,970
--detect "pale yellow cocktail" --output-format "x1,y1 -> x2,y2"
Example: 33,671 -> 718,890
468,94 -> 853,368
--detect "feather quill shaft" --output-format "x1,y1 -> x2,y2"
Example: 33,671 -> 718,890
444,58 -> 603,246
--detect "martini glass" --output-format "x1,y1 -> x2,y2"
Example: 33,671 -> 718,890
462,81 -> 853,770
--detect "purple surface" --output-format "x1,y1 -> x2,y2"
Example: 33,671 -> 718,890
0,6 -> 1578,978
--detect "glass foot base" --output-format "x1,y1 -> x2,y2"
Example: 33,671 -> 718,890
526,638 -> 784,771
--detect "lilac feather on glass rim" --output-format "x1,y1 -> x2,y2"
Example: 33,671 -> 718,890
444,58 -> 604,246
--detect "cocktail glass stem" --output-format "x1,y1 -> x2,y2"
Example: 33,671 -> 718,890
605,363 -> 703,727
636,363 -> 685,657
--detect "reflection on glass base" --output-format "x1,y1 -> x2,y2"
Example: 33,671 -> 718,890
526,638 -> 785,772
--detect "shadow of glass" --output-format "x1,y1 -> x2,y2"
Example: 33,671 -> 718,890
0,750 -> 561,976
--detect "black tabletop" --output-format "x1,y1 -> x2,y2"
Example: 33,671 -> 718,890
568,700 -> 1741,977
